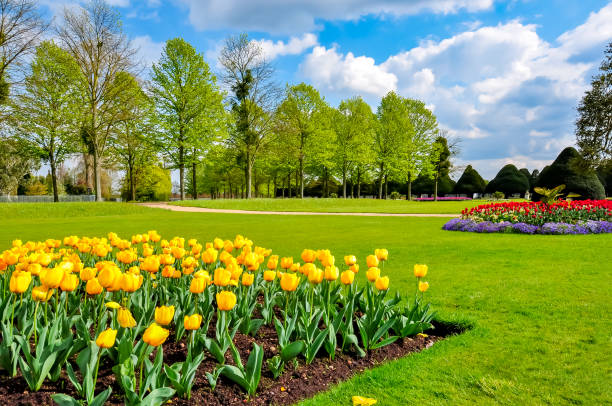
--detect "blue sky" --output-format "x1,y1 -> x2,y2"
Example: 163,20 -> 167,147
41,0 -> 612,179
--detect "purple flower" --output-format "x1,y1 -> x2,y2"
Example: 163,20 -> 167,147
442,219 -> 612,235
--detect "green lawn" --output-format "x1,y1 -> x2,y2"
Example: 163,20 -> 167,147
1,202 -> 610,405
170,197 -> 514,214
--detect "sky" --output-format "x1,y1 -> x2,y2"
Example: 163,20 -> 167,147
39,0 -> 612,180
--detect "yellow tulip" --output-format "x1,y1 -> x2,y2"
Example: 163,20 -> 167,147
31,285 -> 54,302
280,257 -> 293,269
201,247 -> 218,264
141,256 -> 160,273
120,272 -> 143,293
155,305 -> 175,326
301,249 -> 317,263
80,267 -> 97,281
142,323 -> 169,347
280,272 -> 299,292
414,264 -> 428,278
375,276 -> 389,291
418,281 -> 429,293
375,249 -> 388,261
86,278 -> 103,295
263,270 -> 276,282
340,270 -> 354,285
184,314 -> 203,330
96,328 -> 117,348
350,264 -> 359,273
9,270 -> 31,293
324,266 -> 339,281
118,307 -> 137,328
300,263 -> 315,276
344,255 -> 357,266
352,396 -> 377,405
366,255 -> 379,268
366,267 -> 380,282
213,237 -> 224,250
308,267 -> 323,285
190,276 -> 207,293
216,291 -> 237,311
105,301 -> 121,309
241,272 -> 254,286
60,272 -> 79,292
213,267 -> 232,287
290,262 -> 300,272
40,266 -> 64,289
267,255 -> 279,270
98,265 -> 120,288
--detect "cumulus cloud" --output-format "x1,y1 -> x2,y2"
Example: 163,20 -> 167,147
301,46 -> 397,98
132,35 -> 165,68
178,0 -> 494,34
299,3 -> 612,178
254,33 -> 318,60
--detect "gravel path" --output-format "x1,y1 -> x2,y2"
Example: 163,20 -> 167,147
139,202 -> 459,217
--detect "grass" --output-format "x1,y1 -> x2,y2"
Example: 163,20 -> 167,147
170,198 -> 515,214
1,202 -> 610,405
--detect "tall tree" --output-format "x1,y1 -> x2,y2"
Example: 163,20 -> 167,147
276,83 -> 327,198
109,73 -> 156,202
57,0 -> 138,201
12,41 -> 80,202
576,42 -> 611,168
335,96 -> 375,198
374,91 -> 406,199
0,0 -> 48,105
400,99 -> 439,200
0,134 -> 38,195
151,37 -> 224,200
431,135 -> 451,201
219,33 -> 279,199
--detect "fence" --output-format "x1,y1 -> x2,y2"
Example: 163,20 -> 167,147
0,195 -> 97,203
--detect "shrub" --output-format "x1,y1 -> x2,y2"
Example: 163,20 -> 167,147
389,191 -> 402,200
534,147 -> 605,200
492,191 -> 505,200
454,165 -> 486,195
485,164 -> 530,196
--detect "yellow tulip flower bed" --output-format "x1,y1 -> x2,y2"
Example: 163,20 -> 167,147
0,232 -> 439,405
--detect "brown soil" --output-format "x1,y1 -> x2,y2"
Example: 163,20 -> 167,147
0,321 -> 462,406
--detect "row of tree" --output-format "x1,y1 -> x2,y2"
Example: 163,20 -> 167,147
0,0 -> 456,202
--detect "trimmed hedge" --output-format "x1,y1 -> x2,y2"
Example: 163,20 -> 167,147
454,165 -> 486,195
484,164 -> 530,196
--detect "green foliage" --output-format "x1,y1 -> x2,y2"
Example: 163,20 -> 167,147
576,42 -> 611,167
412,173 -> 456,196
127,165 -> 172,202
596,162 -> 612,196
534,147 -> 605,200
0,137 -> 40,195
454,165 -> 486,195
485,164 -> 530,195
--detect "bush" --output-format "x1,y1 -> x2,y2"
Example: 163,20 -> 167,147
534,147 -> 605,200
454,165 -> 486,195
329,192 -> 338,198
493,191 -> 505,200
485,164 -> 530,196
412,174 -> 456,196
125,165 -> 172,201
389,191 -> 402,200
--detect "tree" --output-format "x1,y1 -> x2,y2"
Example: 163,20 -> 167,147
534,147 -> 605,200
219,33 -> 279,199
151,37 -> 224,200
485,164 -> 530,196
57,0 -> 138,201
576,42 -> 611,167
374,92 -> 406,199
399,99 -> 439,200
12,41 -> 80,202
109,73 -> 156,201
430,136 -> 451,201
334,96 -> 375,198
276,83 -> 327,198
454,165 -> 486,195
0,0 -> 48,105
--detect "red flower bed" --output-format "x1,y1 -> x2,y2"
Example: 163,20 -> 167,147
461,199 -> 612,226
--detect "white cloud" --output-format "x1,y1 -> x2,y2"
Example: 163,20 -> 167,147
299,3 -> 612,178
255,33 -> 318,60
301,46 -> 397,98
178,0 -> 494,34
132,35 -> 165,68
105,0 -> 130,6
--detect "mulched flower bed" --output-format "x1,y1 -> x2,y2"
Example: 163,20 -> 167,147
0,320 -> 462,406
443,218 -> 612,234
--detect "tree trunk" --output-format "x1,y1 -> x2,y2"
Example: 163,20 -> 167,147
50,154 -> 59,203
299,155 -> 304,198
350,180 -> 354,199
342,162 -> 347,198
407,172 -> 412,201
357,168 -> 361,198
273,176 -> 277,198
434,173 -> 439,202
83,152 -> 93,194
93,149 -> 102,201
288,173 -> 292,198
246,149 -> 252,199
377,163 -> 384,199
179,143 -> 185,200
129,161 -> 136,202
192,160 -> 197,200
295,170 -> 299,198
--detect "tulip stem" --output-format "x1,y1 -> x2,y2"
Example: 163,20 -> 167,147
138,345 -> 148,395
33,302 -> 39,345
93,348 -> 102,389
10,294 -> 16,334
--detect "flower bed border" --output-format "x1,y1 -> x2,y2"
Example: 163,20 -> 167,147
442,218 -> 612,234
